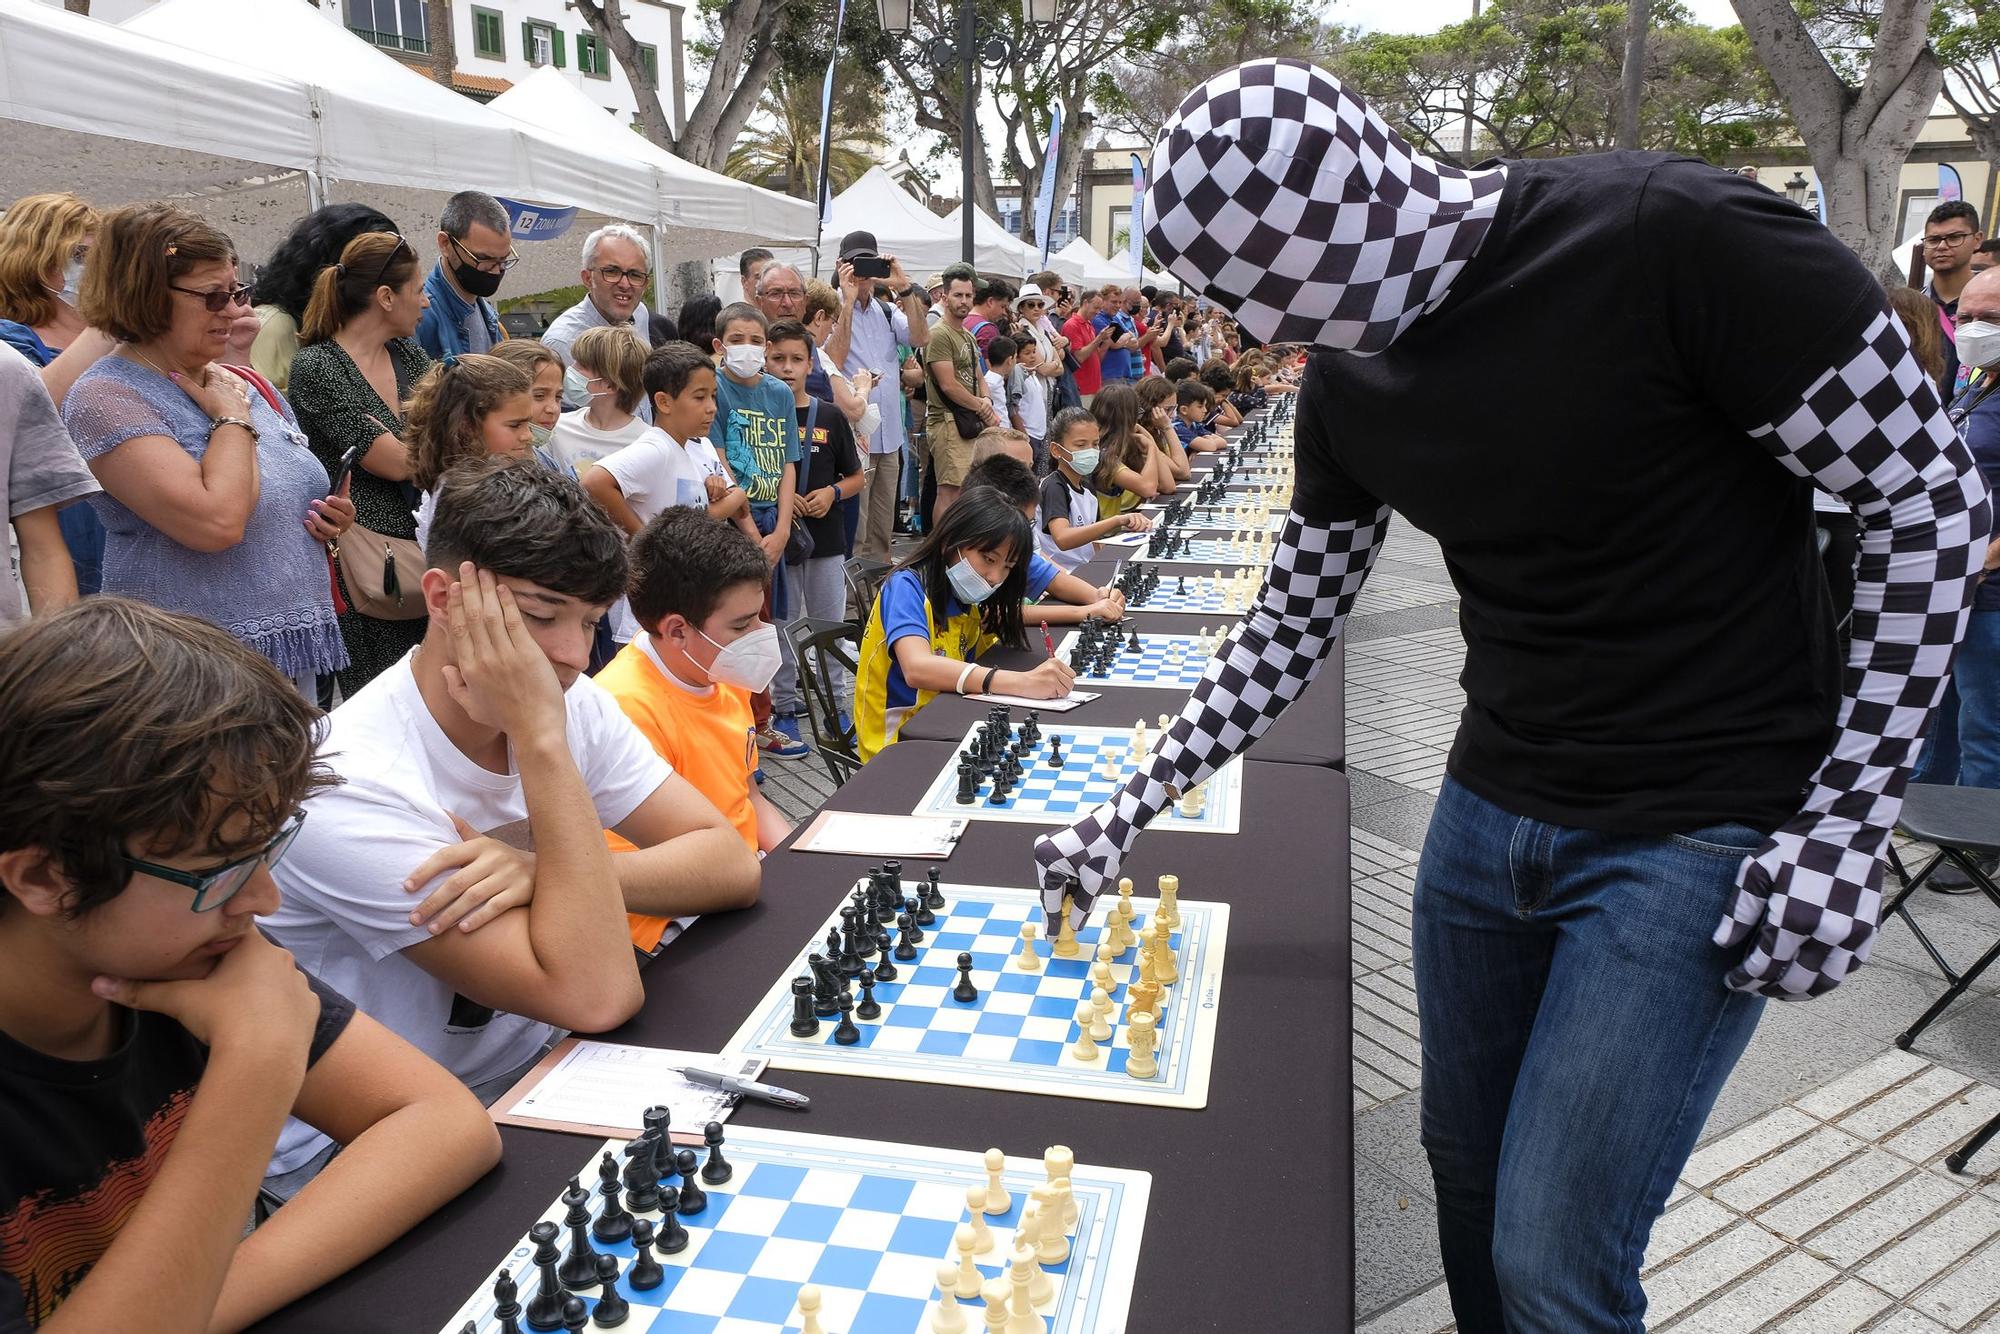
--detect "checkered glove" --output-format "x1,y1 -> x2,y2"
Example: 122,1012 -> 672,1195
1715,312 -> 1991,999
1035,506 -> 1391,921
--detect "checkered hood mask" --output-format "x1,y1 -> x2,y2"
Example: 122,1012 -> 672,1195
1144,58 -> 1508,356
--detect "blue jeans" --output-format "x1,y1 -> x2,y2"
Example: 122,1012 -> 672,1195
1414,778 -> 1767,1333
1954,610 -> 2000,789
1914,678 -> 1962,785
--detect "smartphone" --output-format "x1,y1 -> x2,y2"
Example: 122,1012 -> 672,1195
330,444 -> 361,493
851,255 -> 892,280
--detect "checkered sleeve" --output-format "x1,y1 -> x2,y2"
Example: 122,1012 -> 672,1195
1034,505 -> 1391,917
1715,311 -> 1992,999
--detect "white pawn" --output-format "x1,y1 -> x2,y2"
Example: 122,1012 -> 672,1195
981,1147 -> 1011,1215
1158,712 -> 1170,735
932,1261 -> 969,1333
797,1284 -> 826,1334
981,1278 -> 1011,1333
1069,1000 -> 1100,1061
1088,986 -> 1114,1043
1013,922 -> 1042,973
964,1184 -> 996,1253
953,1222 -> 982,1297
1007,1253 -> 1042,1333
1114,882 -> 1138,953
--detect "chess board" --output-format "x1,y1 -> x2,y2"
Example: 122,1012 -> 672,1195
912,722 -> 1245,834
726,881 -> 1227,1108
1058,630 -> 1214,691
1119,575 -> 1248,615
1137,501 -> 1287,533
437,1127 -> 1150,1334
1132,537 -> 1271,566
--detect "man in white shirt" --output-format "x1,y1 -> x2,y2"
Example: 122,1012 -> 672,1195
265,459 -> 759,1176
823,231 -> 929,563
544,224 -> 655,405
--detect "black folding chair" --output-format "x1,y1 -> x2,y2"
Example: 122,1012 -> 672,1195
784,617 -> 862,786
845,558 -> 894,621
1882,784 -> 2000,1052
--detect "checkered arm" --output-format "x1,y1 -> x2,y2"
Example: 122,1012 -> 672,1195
1716,312 -> 1992,999
1034,506 -> 1391,917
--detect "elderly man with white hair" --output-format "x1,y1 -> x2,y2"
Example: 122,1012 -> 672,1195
545,224 -> 655,409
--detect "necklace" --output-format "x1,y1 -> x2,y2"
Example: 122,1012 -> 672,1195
125,346 -> 191,383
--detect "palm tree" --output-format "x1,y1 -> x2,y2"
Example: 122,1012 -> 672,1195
724,67 -> 887,200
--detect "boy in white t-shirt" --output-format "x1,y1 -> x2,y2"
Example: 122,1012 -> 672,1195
583,342 -> 757,539
264,460 -> 760,1180
983,335 -> 1021,432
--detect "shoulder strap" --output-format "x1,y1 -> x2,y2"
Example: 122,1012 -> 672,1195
223,363 -> 293,425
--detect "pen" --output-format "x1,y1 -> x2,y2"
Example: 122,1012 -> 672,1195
678,1067 -> 811,1110
1041,620 -> 1055,658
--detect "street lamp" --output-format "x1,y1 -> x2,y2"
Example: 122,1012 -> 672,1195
877,0 -> 1059,265
1784,172 -> 1809,205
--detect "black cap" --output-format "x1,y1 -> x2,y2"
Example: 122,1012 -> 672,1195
838,230 -> 878,262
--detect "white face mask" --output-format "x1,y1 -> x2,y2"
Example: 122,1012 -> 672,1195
1066,446 -> 1101,476
721,344 -> 767,380
947,555 -> 997,605
563,366 -> 607,402
1956,319 -> 2000,372
698,622 -> 781,692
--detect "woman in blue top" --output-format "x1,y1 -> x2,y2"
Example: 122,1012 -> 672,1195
60,204 -> 352,690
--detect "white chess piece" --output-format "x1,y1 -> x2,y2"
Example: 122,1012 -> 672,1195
1157,874 -> 1182,928
982,1147 -> 1011,1215
954,1222 -> 982,1297
1130,719 -> 1146,763
932,1261 -> 969,1333
980,1278 -> 1012,1333
965,1184 -> 996,1254
1052,1172 -> 1079,1234
1158,712 -> 1171,734
1043,1145 -> 1074,1190
1006,1252 -> 1042,1333
1178,784 -> 1203,818
1070,1000 -> 1100,1060
797,1284 -> 826,1334
1126,1009 -> 1160,1079
1013,922 -> 1042,973
1088,986 -> 1114,1042
1114,893 -> 1137,955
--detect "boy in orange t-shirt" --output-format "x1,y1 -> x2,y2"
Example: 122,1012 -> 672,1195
596,508 -> 793,953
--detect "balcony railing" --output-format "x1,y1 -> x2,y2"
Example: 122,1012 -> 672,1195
348,25 -> 430,55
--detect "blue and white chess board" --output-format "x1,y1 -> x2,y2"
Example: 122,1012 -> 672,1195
912,723 -> 1244,834
1131,537 -> 1270,566
438,1128 -> 1150,1334
726,881 -> 1227,1108
1059,630 -> 1214,691
1119,574 -> 1247,615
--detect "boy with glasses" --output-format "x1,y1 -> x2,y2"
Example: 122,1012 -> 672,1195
416,190 -> 514,359
0,598 -> 497,1331
1924,200 -> 1986,398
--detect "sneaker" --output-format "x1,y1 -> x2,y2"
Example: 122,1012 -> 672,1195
756,721 -> 810,761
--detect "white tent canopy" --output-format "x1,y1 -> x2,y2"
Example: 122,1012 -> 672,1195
1048,237 -> 1132,289
942,204 -> 1033,278
811,168 -> 1022,280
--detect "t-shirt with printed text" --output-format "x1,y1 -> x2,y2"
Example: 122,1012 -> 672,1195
712,372 -> 801,506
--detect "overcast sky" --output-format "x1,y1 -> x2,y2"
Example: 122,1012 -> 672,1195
1337,0 -> 1745,35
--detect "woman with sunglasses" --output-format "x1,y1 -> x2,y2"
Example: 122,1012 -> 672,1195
59,203 -> 353,694
287,230 -> 435,693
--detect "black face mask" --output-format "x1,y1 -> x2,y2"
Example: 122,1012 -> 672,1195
451,258 -> 503,299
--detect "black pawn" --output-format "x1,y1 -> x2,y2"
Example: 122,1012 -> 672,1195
590,1254 -> 628,1327
871,949 -> 898,983
789,975 -> 820,1036
557,1178 -> 600,1289
673,1149 -> 707,1214
524,1221 -> 566,1331
592,1152 -> 632,1244
952,952 -> 979,1003
627,1219 -> 664,1290
909,893 -> 934,929
894,914 -> 919,961
494,1270 -> 524,1334
925,867 -> 946,911
622,1141 -> 660,1214
856,967 -> 882,1020
561,1295 -> 588,1332
833,992 -> 862,1045
701,1121 -> 734,1184
1048,736 -> 1064,767
654,1189 -> 689,1252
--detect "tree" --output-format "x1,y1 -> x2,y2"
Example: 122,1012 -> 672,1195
1733,0 -> 1943,279
1933,1 -> 2000,224
1097,0 -> 1330,143
723,66 -> 890,199
1619,0 -> 1651,148
424,0 -> 457,92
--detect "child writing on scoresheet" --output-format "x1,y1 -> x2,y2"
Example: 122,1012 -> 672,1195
1038,407 -> 1148,573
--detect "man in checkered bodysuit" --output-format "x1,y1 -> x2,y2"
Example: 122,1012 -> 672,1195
1035,59 -> 1993,1331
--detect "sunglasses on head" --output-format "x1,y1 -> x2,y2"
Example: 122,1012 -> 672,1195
167,282 -> 253,313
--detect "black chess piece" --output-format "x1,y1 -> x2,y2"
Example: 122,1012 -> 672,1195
590,1254 -> 628,1327
824,924 -> 841,960
871,949 -> 898,983
626,1219 -> 664,1290
789,975 -> 820,1036
856,967 -> 882,1020
986,777 -> 1009,805
592,1151 -> 632,1243
894,914 -> 919,961
925,866 -> 945,911
701,1121 -> 734,1184
673,1148 -> 707,1213
621,1139 -> 660,1214
1127,626 -> 1141,652
837,906 -> 863,976
1177,575 -> 1187,594
641,1106 -> 670,1154
833,992 -> 862,1045
561,1295 -> 588,1332
808,953 -> 839,1018
909,892 -> 934,929
523,1221 -> 567,1331
882,859 -> 904,904
493,1270 -> 525,1334
1048,735 -> 1064,767
955,762 -> 978,804
952,952 -> 979,1004
557,1178 -> 601,1289
655,1189 -> 689,1252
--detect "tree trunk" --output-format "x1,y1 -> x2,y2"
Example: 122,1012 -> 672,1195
62,0 -> 88,12
1617,0 -> 1649,150
578,0 -> 780,170
1731,0 -> 1944,283
425,0 -> 457,91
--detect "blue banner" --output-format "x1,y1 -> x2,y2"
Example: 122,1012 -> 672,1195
495,198 -> 578,242
815,0 -> 850,251
1941,163 -> 1964,203
1034,105 -> 1064,272
1129,154 -> 1145,280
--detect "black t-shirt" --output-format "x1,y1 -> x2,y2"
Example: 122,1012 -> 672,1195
0,968 -> 354,1329
1297,151 -> 1881,833
794,394 -> 862,555
1930,287 -> 1963,402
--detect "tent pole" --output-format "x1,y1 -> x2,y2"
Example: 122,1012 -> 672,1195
306,169 -> 325,211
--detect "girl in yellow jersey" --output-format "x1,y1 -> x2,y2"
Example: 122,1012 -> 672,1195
1088,381 -> 1176,520
855,488 -> 1075,760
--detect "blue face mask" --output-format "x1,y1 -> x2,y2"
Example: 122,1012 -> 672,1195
947,555 -> 997,605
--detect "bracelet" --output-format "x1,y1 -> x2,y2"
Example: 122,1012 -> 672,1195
955,662 -> 978,695
983,667 -> 999,695
207,415 -> 256,443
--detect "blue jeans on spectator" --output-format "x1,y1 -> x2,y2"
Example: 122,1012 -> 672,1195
1953,611 -> 2000,789
1414,777 -> 1766,1333
750,503 -> 799,714
1914,678 -> 1963,786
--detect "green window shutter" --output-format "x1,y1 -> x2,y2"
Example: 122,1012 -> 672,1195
521,18 -> 534,59
552,28 -> 566,68
637,43 -> 658,86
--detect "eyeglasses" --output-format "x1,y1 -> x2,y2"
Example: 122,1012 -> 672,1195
1925,231 -> 1977,249
118,812 -> 307,912
447,232 -> 520,273
760,287 -> 804,302
167,282 -> 253,313
593,265 -> 652,287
